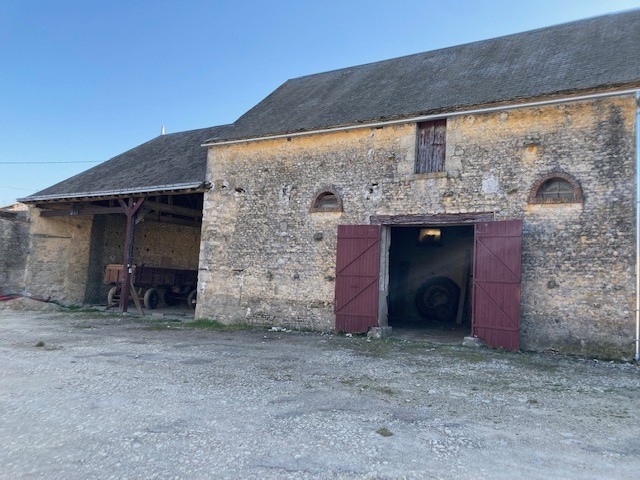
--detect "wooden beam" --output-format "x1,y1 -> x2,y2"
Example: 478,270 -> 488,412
117,196 -> 146,217
26,184 -> 210,205
118,196 -> 146,314
370,213 -> 495,225
144,215 -> 202,228
40,206 -> 123,217
144,200 -> 203,218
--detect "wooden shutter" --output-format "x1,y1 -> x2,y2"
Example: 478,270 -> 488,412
472,220 -> 522,351
334,225 -> 382,333
416,119 -> 446,173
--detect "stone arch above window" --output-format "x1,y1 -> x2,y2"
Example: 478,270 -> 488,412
529,172 -> 583,204
310,187 -> 343,213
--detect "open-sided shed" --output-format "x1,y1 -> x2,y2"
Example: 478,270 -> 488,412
19,125 -> 229,313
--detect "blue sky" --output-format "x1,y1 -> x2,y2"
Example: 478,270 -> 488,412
1,0 -> 638,206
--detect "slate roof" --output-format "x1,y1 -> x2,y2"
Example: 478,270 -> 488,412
21,125 -> 231,202
205,9 -> 640,144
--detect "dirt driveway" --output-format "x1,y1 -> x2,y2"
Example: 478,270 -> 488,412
0,309 -> 639,479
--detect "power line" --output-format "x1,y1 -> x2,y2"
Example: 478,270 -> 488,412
0,185 -> 36,191
0,161 -> 100,164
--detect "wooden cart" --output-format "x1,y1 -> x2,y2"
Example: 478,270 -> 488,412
103,264 -> 198,309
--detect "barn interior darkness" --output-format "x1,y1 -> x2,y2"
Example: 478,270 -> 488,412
388,225 -> 473,336
83,192 -> 204,310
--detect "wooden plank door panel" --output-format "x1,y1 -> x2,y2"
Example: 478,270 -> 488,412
472,220 -> 522,350
334,225 -> 382,333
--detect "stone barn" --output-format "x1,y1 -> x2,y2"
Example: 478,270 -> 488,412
16,10 -> 640,358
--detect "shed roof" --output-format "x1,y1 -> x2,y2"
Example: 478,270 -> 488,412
20,125 -> 231,202
205,9 -> 640,143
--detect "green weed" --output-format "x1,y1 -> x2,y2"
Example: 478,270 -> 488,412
184,318 -> 253,330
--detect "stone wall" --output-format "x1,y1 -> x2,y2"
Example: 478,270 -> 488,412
21,208 -> 202,305
199,94 -> 636,357
0,209 -> 30,294
97,216 -> 201,269
22,208 -> 94,304
87,216 -> 202,303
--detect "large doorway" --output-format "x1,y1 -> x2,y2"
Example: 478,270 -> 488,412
334,219 -> 522,350
387,225 -> 474,342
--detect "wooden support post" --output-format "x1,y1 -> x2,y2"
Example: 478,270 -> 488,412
456,249 -> 472,325
117,197 -> 146,314
130,277 -> 145,317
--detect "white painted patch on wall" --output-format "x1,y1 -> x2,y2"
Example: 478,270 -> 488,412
279,185 -> 292,205
482,174 -> 500,194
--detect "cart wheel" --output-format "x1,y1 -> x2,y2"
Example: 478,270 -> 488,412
107,286 -> 119,307
164,289 -> 178,306
144,288 -> 160,309
187,289 -> 197,309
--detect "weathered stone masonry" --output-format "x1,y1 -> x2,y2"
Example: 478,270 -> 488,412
22,210 -> 201,305
22,209 -> 94,303
198,95 -> 637,357
0,208 -> 30,294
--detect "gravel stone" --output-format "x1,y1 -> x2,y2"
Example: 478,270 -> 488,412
0,310 -> 639,479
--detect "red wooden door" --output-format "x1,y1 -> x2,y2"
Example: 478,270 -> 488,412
334,225 -> 382,333
472,220 -> 522,351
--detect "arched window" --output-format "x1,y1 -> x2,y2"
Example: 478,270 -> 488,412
310,188 -> 343,213
529,172 -> 583,204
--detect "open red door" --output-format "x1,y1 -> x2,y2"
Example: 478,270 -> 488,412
334,225 -> 382,333
472,220 -> 522,351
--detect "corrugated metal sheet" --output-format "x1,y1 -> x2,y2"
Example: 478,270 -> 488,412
334,225 -> 381,333
472,220 -> 522,351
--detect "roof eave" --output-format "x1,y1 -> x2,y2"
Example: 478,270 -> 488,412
19,182 -> 211,204
202,85 -> 640,147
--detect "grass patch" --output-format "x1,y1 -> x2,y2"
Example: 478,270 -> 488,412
68,311 -> 122,320
182,318 -> 225,329
376,427 -> 394,437
509,356 -> 559,373
144,318 -> 256,331
376,386 -> 397,396
184,318 -> 252,330
49,301 -> 103,314
340,378 -> 358,386
445,350 -> 492,363
340,377 -> 397,396
66,307 -> 104,314
342,339 -> 394,358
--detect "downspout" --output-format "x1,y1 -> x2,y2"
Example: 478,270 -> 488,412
635,92 -> 640,362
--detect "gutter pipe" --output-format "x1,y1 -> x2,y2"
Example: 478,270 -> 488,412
202,87 -> 640,147
636,92 -> 640,363
17,181 -> 210,204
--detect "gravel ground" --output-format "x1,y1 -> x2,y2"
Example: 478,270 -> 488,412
0,309 -> 639,479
